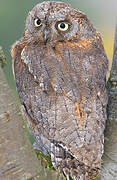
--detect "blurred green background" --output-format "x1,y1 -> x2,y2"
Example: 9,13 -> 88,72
0,0 -> 116,91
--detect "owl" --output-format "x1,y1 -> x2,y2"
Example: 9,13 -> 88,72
11,1 -> 108,180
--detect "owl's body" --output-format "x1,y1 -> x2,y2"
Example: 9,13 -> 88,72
11,1 -> 108,179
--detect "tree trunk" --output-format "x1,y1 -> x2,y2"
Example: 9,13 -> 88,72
99,23 -> 117,180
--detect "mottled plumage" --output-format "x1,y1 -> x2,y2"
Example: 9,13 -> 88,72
11,1 -> 108,179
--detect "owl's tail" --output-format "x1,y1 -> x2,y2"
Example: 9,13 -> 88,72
50,138 -> 103,180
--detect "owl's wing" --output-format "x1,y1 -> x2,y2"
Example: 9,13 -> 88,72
11,41 -> 58,155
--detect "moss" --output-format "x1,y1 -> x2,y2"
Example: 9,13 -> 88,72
69,175 -> 74,180
35,149 -> 55,170
0,47 -> 7,68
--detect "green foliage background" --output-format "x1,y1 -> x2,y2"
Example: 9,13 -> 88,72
0,0 -> 116,90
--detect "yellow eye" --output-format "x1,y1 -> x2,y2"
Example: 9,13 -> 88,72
34,18 -> 42,27
57,22 -> 69,32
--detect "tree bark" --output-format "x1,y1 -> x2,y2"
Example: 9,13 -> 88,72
0,61 -> 58,180
99,23 -> 117,180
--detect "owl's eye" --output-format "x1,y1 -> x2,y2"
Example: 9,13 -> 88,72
57,22 -> 70,32
34,18 -> 42,27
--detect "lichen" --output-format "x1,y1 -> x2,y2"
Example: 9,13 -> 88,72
0,47 -> 7,68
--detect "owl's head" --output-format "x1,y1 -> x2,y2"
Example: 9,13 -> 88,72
24,1 -> 96,44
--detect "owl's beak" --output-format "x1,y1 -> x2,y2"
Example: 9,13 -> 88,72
43,28 -> 50,43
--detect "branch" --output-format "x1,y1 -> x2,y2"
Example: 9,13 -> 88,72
99,22 -> 117,179
0,49 -> 59,180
